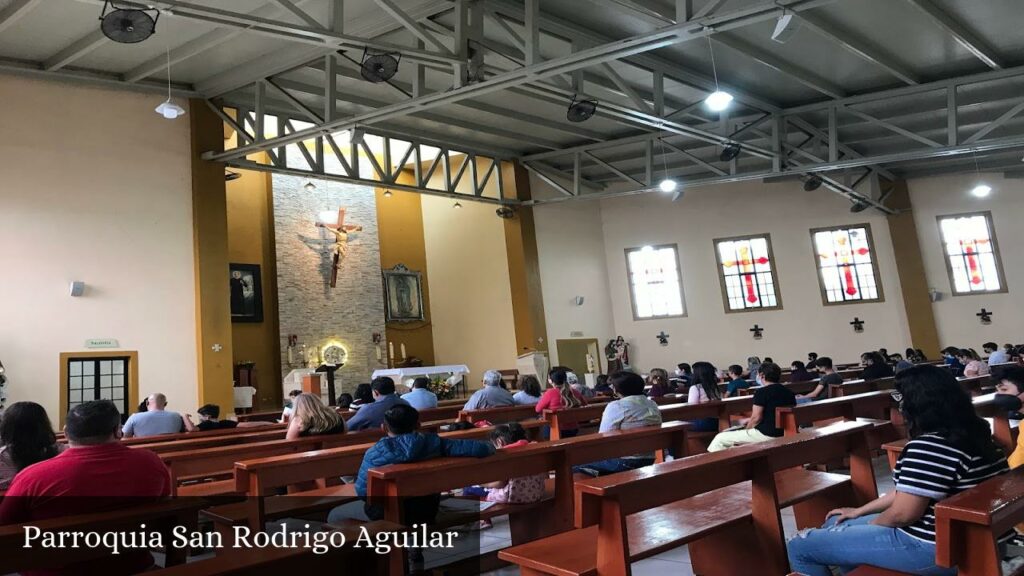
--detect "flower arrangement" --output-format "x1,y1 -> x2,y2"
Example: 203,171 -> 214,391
428,376 -> 456,400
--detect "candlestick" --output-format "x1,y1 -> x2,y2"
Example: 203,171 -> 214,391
388,341 -> 394,359
375,345 -> 382,361
400,343 -> 407,358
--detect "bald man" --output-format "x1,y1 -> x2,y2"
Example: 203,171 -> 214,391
121,393 -> 186,438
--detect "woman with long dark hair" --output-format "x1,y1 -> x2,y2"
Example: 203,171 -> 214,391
788,365 -> 1008,575
0,402 -> 64,489
686,361 -> 722,432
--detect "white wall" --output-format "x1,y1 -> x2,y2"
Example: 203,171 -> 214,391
909,173 -> 1024,348
421,195 -> 519,381
534,200 -> 616,367
536,180 -> 914,373
0,75 -> 198,421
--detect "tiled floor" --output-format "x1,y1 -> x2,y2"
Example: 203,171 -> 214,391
473,454 -> 897,576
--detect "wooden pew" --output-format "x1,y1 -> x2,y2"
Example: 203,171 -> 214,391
829,377 -> 892,398
544,397 -> 755,452
499,421 -> 878,576
366,423 -> 691,573
458,404 -> 545,424
236,409 -> 282,423
162,429 -> 386,496
776,390 -> 901,445
203,421 -> 548,533
137,427 -> 291,454
881,393 -> 1016,470
847,467 -> 1024,576
0,498 -> 203,574
120,423 -> 287,447
148,521 -> 399,575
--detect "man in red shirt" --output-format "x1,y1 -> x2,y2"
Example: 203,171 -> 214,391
0,400 -> 172,575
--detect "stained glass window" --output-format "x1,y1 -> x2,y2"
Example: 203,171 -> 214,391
811,224 -> 883,304
625,244 -> 686,319
938,212 -> 1005,294
714,235 -> 781,312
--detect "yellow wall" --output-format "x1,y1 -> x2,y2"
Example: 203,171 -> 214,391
226,166 -> 283,410
376,175 -> 435,366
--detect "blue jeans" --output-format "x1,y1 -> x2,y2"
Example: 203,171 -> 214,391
787,514 -> 954,576
797,396 -> 815,405
573,457 -> 654,476
686,417 -> 719,432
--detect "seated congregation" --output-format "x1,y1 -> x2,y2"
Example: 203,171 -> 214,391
1,344 -> 1023,575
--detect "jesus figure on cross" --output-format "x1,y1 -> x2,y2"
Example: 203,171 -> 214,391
316,207 -> 363,288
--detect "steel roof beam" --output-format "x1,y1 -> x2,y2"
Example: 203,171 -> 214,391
42,30 -> 108,72
371,0 -> 452,55
271,0 -> 326,30
207,0 -> 829,162
712,34 -> 846,99
0,0 -> 42,34
904,0 -> 1003,70
86,0 -> 460,68
795,11 -> 920,85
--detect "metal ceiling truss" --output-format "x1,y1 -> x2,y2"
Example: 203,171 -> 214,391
519,64 -> 1024,210
214,99 -> 514,205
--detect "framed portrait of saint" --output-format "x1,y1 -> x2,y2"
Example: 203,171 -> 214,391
229,263 -> 264,323
383,264 -> 424,322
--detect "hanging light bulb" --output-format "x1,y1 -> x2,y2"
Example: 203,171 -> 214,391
657,138 -> 677,193
969,150 -> 993,198
703,33 -> 733,112
705,90 -> 734,112
304,181 -> 316,192
383,190 -> 393,198
155,46 -> 185,120
971,184 -> 992,198
453,201 -> 463,209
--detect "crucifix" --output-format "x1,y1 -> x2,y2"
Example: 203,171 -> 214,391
850,317 -> 865,333
315,208 -> 363,288
656,331 -> 670,346
977,308 -> 993,325
750,325 -> 764,340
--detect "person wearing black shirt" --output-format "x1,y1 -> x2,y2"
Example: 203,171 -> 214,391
195,404 -> 238,431
707,363 -> 795,452
860,351 -> 894,380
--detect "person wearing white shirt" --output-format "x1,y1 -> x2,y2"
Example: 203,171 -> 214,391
574,372 -> 662,477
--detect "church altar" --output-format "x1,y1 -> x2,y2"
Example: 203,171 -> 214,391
371,364 -> 470,382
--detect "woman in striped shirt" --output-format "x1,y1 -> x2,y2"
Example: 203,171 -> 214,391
788,365 -> 1008,575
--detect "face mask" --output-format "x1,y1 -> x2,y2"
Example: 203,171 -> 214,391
755,374 -> 763,386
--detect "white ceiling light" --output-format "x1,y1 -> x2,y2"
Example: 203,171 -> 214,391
453,201 -> 463,209
154,47 -> 185,120
657,138 -> 677,193
304,181 -> 316,192
971,184 -> 992,198
705,91 -> 734,112
703,33 -> 733,112
969,150 -> 993,198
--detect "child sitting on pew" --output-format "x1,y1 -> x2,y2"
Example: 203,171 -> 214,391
788,365 -> 1009,575
464,422 -> 546,504
723,364 -> 750,398
327,404 -> 494,527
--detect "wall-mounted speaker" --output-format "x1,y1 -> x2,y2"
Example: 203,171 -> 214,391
70,281 -> 85,297
574,296 -> 585,306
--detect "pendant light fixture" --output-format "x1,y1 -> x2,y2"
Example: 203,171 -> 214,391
703,32 -> 733,112
154,47 -> 185,119
969,150 -> 992,198
657,139 -> 677,193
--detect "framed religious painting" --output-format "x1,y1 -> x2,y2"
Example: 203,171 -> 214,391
229,263 -> 264,323
383,264 -> 425,322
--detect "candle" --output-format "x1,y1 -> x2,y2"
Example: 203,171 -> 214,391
400,343 -> 407,358
287,346 -> 294,366
375,345 -> 382,361
388,341 -> 394,359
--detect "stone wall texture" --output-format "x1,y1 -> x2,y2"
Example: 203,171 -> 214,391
273,174 -> 386,393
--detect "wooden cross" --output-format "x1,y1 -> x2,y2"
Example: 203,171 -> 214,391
315,208 -> 363,288
850,317 -> 865,333
977,308 -> 993,324
656,331 -> 670,346
750,325 -> 764,340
